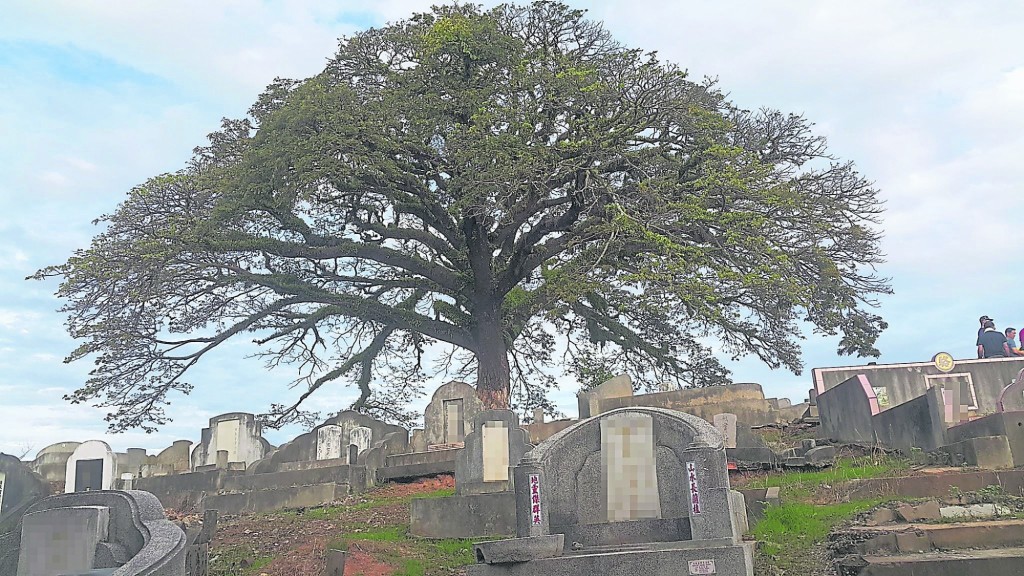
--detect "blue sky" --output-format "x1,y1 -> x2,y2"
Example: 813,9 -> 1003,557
2,1 -> 1023,456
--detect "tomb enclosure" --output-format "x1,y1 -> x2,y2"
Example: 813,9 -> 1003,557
379,381 -> 483,483
28,442 -> 79,484
65,440 -> 117,494
469,407 -> 754,576
8,490 -> 186,576
0,454 -> 52,573
812,356 -> 1024,414
410,410 -> 533,538
190,413 -> 273,471
577,375 -> 803,428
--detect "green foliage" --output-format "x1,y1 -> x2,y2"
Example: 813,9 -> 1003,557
36,1 -> 891,431
743,456 -> 909,501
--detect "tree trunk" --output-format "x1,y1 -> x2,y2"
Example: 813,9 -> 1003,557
475,314 -> 511,409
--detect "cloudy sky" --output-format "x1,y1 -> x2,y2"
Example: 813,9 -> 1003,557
2,1 -> 1022,456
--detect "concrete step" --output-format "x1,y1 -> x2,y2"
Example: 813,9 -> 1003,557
838,546 -> 1024,575
845,519 -> 1024,554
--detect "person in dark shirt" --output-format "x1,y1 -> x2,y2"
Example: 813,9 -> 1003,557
977,315 -> 993,347
978,320 -> 1011,358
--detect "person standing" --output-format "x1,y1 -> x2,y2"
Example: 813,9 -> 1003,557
978,320 -> 1011,358
1005,327 -> 1024,356
977,315 -> 994,348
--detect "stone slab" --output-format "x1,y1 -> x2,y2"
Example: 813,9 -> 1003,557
473,535 -> 564,564
466,539 -> 754,576
848,546 -> 1024,576
410,492 -> 517,539
18,505 -> 109,576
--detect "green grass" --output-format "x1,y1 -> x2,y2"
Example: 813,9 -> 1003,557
278,486 -> 456,519
741,456 -> 909,501
345,525 -> 410,542
752,499 -> 888,572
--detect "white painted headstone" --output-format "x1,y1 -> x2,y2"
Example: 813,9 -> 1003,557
18,505 -> 109,575
481,421 -> 510,482
712,413 -> 738,449
348,426 -> 373,462
0,471 -> 6,511
316,425 -> 345,461
602,412 -> 660,522
213,418 -> 241,462
64,440 -> 116,493
120,473 -> 134,490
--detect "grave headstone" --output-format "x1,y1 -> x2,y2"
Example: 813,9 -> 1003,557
469,407 -> 754,576
64,441 -> 116,494
603,411 -> 660,521
712,413 -> 738,449
0,454 -> 50,529
316,425 -> 345,461
348,426 -> 372,462
456,410 -> 533,495
190,413 -> 272,470
998,368 -> 1024,412
423,381 -> 484,447
15,490 -> 187,576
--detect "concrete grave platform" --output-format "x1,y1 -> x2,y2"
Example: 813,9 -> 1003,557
468,407 -> 754,576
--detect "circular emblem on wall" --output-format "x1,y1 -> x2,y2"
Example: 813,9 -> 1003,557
932,352 -> 956,373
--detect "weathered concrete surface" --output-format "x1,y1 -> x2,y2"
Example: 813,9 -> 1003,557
203,482 -> 348,515
813,356 -> 1024,412
379,448 -> 459,481
577,375 -> 634,419
819,375 -> 879,444
28,442 -> 79,484
410,492 -> 517,539
935,435 -> 1013,469
423,381 -> 484,447
473,535 -> 563,564
522,420 -> 575,445
947,411 -> 1024,466
467,539 -> 755,576
872,386 -> 947,451
0,455 -> 50,531
845,469 -> 1024,501
592,383 -> 787,426
838,546 -> 1024,576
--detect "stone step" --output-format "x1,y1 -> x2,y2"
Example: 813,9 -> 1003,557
846,519 -> 1024,554
838,546 -> 1024,576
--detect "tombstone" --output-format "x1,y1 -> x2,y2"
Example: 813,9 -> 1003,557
14,490 -> 186,576
577,374 -> 634,419
0,455 -> 51,564
119,473 -> 134,491
184,509 -> 218,576
712,413 -> 738,449
348,426 -> 373,463
410,409 -> 532,538
190,413 -> 273,470
532,408 -> 545,424
64,441 -> 116,494
316,425 -> 345,461
469,407 -> 754,576
422,381 -> 484,447
998,368 -> 1024,412
28,442 -> 80,484
456,410 -> 533,495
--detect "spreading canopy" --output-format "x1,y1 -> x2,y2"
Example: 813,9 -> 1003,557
36,2 -> 890,432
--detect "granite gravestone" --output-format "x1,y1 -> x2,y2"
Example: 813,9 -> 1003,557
422,381 -> 484,447
469,407 -> 754,576
712,413 -> 738,449
14,490 -> 186,576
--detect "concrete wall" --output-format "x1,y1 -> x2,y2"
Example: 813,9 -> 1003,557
523,419 -> 575,445
410,492 -> 516,538
30,442 -> 79,484
593,383 -> 785,426
577,375 -> 633,419
947,411 -> 1024,467
818,375 -> 880,443
251,411 -> 406,474
872,385 -> 947,451
812,357 -> 1024,413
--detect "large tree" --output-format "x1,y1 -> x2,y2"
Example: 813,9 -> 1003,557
35,2 -> 890,432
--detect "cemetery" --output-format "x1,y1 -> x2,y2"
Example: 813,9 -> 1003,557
4,356 -> 1024,574
4,2 -> 1023,575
